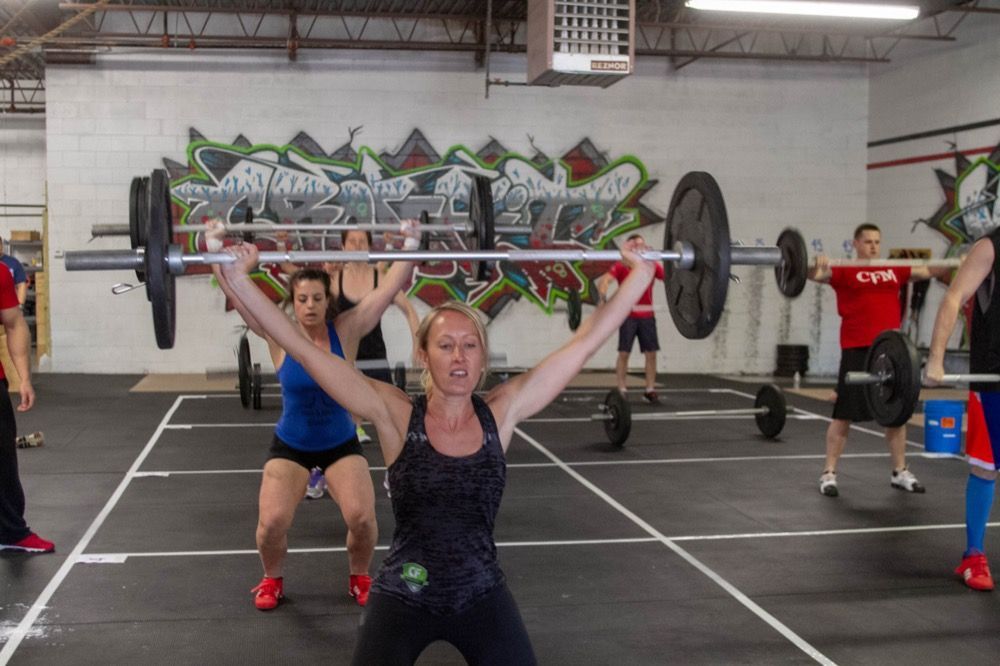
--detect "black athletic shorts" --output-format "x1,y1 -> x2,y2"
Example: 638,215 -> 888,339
833,347 -> 872,423
618,317 -> 659,353
267,433 -> 364,471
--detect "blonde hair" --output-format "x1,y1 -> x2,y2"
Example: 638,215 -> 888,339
416,301 -> 490,394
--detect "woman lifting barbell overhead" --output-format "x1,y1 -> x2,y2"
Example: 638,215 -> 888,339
217,238 -> 658,664
925,227 -> 1000,592
208,217 -> 423,611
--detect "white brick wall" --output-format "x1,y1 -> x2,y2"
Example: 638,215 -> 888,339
868,19 -> 1000,349
40,48 -> 866,374
0,115 -> 46,239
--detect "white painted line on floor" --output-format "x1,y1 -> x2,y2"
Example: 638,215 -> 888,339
524,413 -> 824,423
164,423 -> 274,429
671,522 -> 1000,542
514,426 -> 836,666
75,537 -> 664,562
0,396 -> 187,664
133,452 -> 894,478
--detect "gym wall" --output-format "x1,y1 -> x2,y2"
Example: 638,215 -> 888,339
41,49 -> 867,374
0,115 -> 46,239
867,19 -> 1000,349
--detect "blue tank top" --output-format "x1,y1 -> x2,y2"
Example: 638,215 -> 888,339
372,394 -> 507,615
274,321 -> 357,451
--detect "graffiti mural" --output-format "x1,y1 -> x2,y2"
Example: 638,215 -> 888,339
162,129 -> 661,318
919,139 -> 1000,248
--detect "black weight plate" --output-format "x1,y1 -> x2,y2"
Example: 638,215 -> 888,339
129,176 -> 142,249
663,172 -> 731,340
146,169 -> 176,349
129,176 -> 148,281
252,362 -> 262,410
754,384 -> 787,439
775,227 -> 808,298
394,361 -> 407,391
419,210 -> 431,251
603,389 -> 632,448
238,333 -> 252,409
469,175 -> 495,282
567,288 -> 582,331
863,330 -> 921,428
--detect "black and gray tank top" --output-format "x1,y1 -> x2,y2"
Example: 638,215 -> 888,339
371,393 -> 507,615
971,228 -> 1000,392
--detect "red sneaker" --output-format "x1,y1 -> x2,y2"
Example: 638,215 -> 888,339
955,553 -> 994,591
250,576 -> 284,610
349,574 -> 372,607
1,533 -> 55,553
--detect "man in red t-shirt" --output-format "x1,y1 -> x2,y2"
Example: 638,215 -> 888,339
808,223 -> 942,498
0,264 -> 51,553
596,234 -> 666,403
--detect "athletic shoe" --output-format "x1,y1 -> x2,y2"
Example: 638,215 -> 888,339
15,431 -> 43,448
356,425 -> 372,444
955,552 -> 994,591
0,533 -> 55,553
305,467 -> 326,499
251,576 -> 283,610
891,467 -> 926,493
349,574 -> 372,607
643,390 -> 659,404
819,471 -> 838,497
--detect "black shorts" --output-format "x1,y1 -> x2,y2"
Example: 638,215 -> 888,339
618,317 -> 659,353
833,347 -> 872,423
267,434 -> 365,471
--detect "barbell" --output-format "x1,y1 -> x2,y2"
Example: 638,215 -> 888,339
843,330 -> 1000,428
592,384 -> 789,447
773,227 -> 962,298
236,332 -> 408,410
64,168 -> 784,349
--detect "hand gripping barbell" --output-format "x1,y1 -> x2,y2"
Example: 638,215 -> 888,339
64,169 -> 784,349
843,330 -> 1000,428
592,384 -> 789,447
773,228 -> 962,298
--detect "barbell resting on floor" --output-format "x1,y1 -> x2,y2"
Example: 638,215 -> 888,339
843,330 -> 1000,428
774,227 -> 963,298
65,168 -> 786,349
592,384 -> 789,447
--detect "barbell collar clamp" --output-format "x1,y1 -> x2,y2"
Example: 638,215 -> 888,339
845,371 -> 892,385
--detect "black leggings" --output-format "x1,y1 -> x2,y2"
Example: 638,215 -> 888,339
0,378 -> 29,543
352,583 -> 537,666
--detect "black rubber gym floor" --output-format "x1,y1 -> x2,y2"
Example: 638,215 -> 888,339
3,373 -> 999,665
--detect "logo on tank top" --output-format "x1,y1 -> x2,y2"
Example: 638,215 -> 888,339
401,562 -> 429,593
855,270 -> 899,285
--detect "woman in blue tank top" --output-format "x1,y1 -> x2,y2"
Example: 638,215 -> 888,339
209,219 -> 422,613
220,239 -> 656,664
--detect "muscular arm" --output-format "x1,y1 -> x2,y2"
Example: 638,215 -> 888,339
334,260 -> 416,346
488,254 -> 656,445
1,305 -> 34,411
807,255 -> 831,283
14,281 -> 27,305
926,238 -> 995,382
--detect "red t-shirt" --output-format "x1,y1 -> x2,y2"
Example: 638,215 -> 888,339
608,261 -> 666,319
830,266 -> 911,348
0,267 -> 18,381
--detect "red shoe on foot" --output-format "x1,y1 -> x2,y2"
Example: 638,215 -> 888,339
251,576 -> 284,610
955,553 -> 994,591
1,533 -> 55,553
349,574 -> 372,607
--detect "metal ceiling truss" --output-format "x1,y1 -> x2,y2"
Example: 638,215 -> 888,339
0,0 -> 994,113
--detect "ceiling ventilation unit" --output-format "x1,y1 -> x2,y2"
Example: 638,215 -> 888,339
527,0 -> 635,87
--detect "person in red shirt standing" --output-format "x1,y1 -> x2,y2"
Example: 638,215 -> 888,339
596,234 -> 666,403
808,223 -> 941,498
0,262 -> 51,553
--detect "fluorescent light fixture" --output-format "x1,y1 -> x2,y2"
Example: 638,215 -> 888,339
685,0 -> 920,20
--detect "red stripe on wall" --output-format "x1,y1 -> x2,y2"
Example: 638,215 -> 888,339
867,145 -> 995,170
